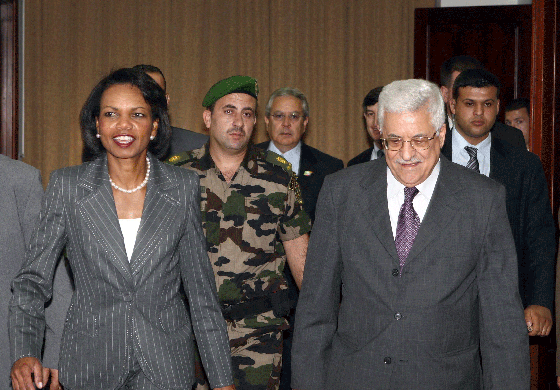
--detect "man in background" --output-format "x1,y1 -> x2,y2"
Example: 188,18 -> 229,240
440,55 -> 526,149
257,87 -> 343,389
132,64 -> 208,156
505,97 -> 530,149
347,86 -> 385,166
444,69 -> 556,338
258,87 -> 343,222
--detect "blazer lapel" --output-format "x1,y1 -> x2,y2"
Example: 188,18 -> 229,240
129,156 -> 181,278
488,135 -> 510,183
298,143 -> 318,178
360,160 -> 399,263
405,157 -> 462,263
76,156 -> 132,282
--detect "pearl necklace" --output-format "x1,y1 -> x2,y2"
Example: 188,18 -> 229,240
109,157 -> 150,194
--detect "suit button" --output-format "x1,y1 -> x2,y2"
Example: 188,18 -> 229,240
384,357 -> 392,364
392,268 -> 399,277
394,312 -> 402,320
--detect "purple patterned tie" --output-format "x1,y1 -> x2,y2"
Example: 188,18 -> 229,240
395,186 -> 420,274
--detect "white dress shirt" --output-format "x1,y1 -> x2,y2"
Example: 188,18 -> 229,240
268,141 -> 302,175
451,129 -> 491,177
387,160 -> 441,239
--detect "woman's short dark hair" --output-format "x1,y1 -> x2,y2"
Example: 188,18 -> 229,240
81,68 -> 171,162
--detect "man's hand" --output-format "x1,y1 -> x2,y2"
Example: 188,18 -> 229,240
214,386 -> 236,390
11,357 -> 50,390
525,305 -> 552,336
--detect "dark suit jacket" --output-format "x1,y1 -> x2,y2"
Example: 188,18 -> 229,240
166,126 -> 209,158
9,155 -> 232,390
442,130 -> 556,311
292,157 -> 529,390
491,121 -> 527,149
347,146 -> 374,167
256,141 -> 343,222
0,155 -> 43,387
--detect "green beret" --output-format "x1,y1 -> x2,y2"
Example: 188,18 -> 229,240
202,75 -> 259,108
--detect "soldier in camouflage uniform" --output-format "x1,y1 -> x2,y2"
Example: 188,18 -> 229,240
168,76 -> 311,390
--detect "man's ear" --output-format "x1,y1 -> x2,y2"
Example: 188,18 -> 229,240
203,109 -> 212,129
440,85 -> 449,104
496,99 -> 500,115
450,98 -> 457,115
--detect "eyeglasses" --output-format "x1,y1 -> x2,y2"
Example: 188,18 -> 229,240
381,132 -> 438,151
270,112 -> 304,122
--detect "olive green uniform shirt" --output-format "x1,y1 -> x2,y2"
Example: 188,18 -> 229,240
170,145 -> 311,306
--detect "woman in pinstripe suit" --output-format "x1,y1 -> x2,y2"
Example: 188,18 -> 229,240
10,69 -> 235,390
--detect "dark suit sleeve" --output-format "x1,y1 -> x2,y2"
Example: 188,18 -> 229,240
521,157 -> 556,310
179,174 -> 233,388
9,171 -> 68,364
291,177 -> 342,390
478,185 -> 530,389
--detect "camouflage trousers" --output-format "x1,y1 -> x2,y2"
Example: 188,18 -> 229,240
193,310 -> 288,390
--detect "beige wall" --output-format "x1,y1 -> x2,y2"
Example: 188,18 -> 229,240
23,0 -> 433,183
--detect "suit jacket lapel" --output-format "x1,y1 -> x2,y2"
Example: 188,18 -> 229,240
129,156 -> 181,278
298,143 -> 318,178
76,155 -> 132,282
360,160 -> 399,263
488,135 -> 509,183
406,157 -> 462,263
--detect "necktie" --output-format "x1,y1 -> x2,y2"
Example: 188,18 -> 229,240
377,149 -> 384,159
395,187 -> 420,274
465,146 -> 480,173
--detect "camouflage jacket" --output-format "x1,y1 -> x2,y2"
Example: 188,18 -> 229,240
168,144 -> 311,307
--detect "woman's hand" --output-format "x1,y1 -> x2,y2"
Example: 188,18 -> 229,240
11,357 -> 56,390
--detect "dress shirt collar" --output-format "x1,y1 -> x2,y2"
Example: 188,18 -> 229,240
451,129 -> 492,177
370,143 -> 382,161
448,114 -> 455,132
386,159 -> 440,210
268,141 -> 302,175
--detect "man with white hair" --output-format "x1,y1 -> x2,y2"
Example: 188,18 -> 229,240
291,79 -> 529,390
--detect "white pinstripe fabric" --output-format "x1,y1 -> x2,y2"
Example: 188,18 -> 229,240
9,154 -> 232,390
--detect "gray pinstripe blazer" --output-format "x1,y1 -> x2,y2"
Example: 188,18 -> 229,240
9,154 -> 233,390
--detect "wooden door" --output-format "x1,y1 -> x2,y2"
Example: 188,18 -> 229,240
0,0 -> 18,159
414,5 -> 531,123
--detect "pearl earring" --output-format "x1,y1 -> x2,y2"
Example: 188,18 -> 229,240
150,135 -> 155,140
96,133 -> 100,139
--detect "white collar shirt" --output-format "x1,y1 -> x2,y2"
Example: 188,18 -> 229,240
451,129 -> 491,177
386,160 -> 441,239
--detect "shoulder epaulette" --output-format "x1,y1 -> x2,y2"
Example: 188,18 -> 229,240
265,151 -> 293,174
165,151 -> 194,166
